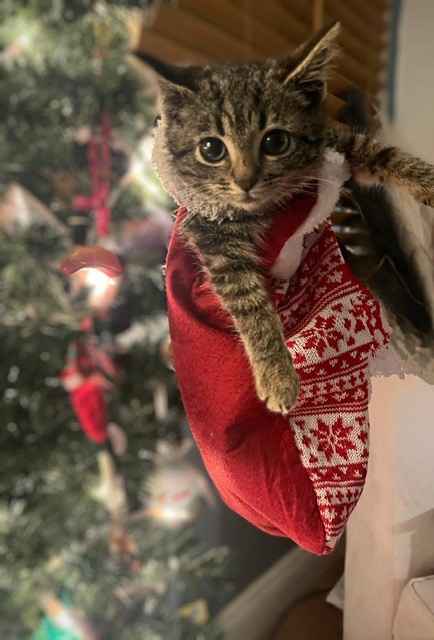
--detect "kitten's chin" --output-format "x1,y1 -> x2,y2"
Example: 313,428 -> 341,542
235,195 -> 268,214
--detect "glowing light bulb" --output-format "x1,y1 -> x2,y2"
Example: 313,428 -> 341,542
82,268 -> 115,296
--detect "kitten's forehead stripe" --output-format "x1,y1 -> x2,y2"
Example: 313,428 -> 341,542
207,79 -> 226,135
259,109 -> 267,131
215,113 -> 225,136
199,65 -> 271,138
252,89 -> 261,109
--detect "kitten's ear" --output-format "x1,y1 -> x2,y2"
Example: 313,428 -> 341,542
133,51 -> 198,93
275,21 -> 340,104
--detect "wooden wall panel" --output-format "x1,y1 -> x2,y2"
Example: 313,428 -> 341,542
229,0 -> 311,46
275,0 -> 314,28
138,0 -> 390,114
180,0 -> 296,58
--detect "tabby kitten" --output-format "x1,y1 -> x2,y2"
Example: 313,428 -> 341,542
137,22 -> 434,415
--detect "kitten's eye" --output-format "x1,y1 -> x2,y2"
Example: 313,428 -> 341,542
199,138 -> 227,163
261,130 -> 290,156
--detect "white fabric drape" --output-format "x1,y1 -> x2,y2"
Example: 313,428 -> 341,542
344,374 -> 434,639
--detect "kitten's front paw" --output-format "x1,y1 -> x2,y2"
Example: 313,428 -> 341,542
255,356 -> 300,415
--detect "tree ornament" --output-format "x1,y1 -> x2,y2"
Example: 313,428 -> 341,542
177,598 -> 209,626
60,246 -> 123,279
0,183 -> 68,235
62,243 -> 124,314
68,265 -> 123,313
61,340 -> 110,443
96,449 -> 128,519
72,112 -> 113,237
144,440 -> 215,528
31,617 -> 80,640
61,337 -> 123,446
33,593 -> 99,640
107,422 -> 128,457
68,379 -> 109,444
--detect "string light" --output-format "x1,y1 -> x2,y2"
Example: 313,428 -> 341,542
81,267 -> 116,298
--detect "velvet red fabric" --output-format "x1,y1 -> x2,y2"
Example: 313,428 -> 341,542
166,196 -> 327,553
166,195 -> 390,555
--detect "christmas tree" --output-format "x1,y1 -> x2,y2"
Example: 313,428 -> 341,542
0,3 -> 233,638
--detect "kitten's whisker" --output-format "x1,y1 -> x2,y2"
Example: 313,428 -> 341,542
339,187 -> 364,217
300,175 -> 364,217
297,191 -> 317,198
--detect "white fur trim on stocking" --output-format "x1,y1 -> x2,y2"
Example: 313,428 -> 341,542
270,150 -> 350,280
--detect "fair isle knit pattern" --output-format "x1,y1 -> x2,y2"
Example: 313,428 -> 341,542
273,220 -> 390,553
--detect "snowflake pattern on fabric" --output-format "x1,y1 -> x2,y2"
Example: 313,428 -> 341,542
273,220 -> 390,553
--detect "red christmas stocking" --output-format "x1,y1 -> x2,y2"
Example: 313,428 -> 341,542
61,341 -> 110,445
166,192 -> 390,554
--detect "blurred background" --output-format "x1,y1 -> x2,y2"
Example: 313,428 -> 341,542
2,1 -> 430,639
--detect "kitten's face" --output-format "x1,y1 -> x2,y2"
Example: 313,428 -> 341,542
142,22 -> 339,220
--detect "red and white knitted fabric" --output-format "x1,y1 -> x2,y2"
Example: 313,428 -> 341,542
166,152 -> 391,554
274,220 -> 390,551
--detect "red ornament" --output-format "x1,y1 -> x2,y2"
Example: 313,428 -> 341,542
73,111 -> 113,237
69,380 -> 109,445
61,340 -> 121,445
60,245 -> 123,278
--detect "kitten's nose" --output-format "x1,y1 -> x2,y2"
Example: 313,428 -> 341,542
235,175 -> 258,193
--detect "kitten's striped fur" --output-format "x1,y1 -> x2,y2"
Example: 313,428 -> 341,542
138,22 -> 434,414
325,125 -> 434,205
